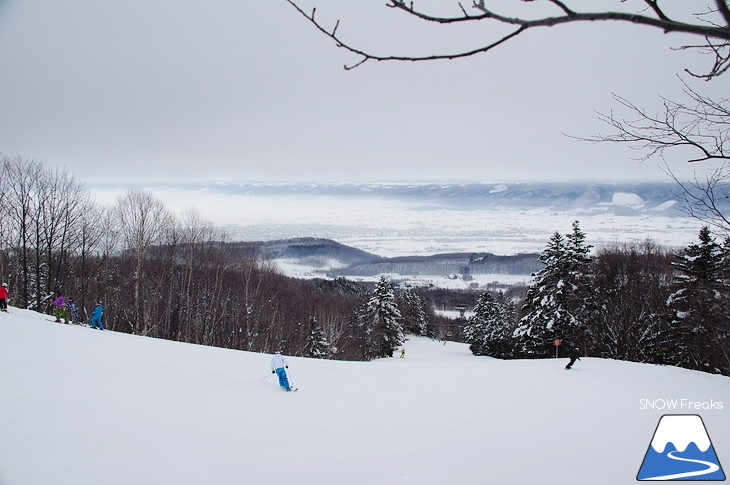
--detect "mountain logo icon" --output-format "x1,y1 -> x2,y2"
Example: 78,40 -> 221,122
637,414 -> 726,481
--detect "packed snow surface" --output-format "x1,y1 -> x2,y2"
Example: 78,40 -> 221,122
1,308 -> 728,485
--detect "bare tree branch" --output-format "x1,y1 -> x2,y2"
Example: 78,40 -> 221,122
643,0 -> 671,22
679,39 -> 730,79
395,0 -> 728,37
284,0 -> 526,70
575,79 -> 730,231
663,162 -> 730,234
717,0 -> 730,26
578,80 -> 730,165
284,0 -> 730,76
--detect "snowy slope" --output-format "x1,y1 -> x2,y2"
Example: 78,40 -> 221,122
1,308 -> 728,485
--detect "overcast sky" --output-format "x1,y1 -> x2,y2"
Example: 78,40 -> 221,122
0,0 -> 726,184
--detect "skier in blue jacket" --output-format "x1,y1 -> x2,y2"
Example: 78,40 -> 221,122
270,349 -> 292,391
90,302 -> 104,330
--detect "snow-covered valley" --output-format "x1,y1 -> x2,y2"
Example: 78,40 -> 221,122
86,181 -> 716,289
92,181 -> 710,258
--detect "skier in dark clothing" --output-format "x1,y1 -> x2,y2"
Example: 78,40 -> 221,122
67,298 -> 80,324
565,347 -> 581,369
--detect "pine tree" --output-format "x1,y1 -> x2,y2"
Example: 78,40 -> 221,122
463,291 -> 495,355
667,226 -> 730,373
492,291 -> 518,358
565,220 -> 592,270
399,289 -> 433,337
357,276 -> 404,360
465,291 -> 517,358
515,222 -> 594,357
304,316 -> 329,359
563,220 -> 597,348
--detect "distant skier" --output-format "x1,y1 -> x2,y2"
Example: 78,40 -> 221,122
51,293 -> 69,323
565,346 -> 581,370
67,298 -> 80,324
0,283 -> 9,312
90,301 -> 104,330
270,348 -> 292,391
400,349 -> 405,358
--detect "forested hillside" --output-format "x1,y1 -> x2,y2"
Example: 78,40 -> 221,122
0,156 -> 441,360
464,222 -> 730,375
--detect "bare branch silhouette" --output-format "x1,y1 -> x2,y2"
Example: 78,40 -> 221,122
284,0 -> 730,77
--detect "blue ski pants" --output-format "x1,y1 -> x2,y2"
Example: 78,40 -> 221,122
91,316 -> 104,330
275,368 -> 290,389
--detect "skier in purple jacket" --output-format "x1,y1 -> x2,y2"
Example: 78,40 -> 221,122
51,293 -> 69,323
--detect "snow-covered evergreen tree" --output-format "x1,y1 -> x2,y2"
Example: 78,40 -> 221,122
492,291 -> 518,358
356,276 -> 404,360
515,221 -> 594,357
304,316 -> 329,359
399,289 -> 433,337
565,221 -> 592,280
464,291 -> 517,358
667,226 -> 730,373
563,220 -> 597,346
722,236 -> 730,271
463,291 -> 495,355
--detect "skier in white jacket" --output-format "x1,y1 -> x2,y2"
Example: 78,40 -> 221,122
271,349 -> 292,391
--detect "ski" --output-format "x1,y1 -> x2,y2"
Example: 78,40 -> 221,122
46,318 -> 95,328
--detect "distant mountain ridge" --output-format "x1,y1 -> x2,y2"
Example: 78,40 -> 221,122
181,181 -> 700,213
257,237 -> 380,267
255,237 -> 541,277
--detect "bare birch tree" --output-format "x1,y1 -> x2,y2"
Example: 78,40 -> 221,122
115,189 -> 176,334
3,156 -> 44,308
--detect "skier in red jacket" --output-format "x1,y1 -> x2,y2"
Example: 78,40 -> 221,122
0,283 -> 9,312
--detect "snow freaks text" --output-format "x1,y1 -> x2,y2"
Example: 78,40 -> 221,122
639,399 -> 724,411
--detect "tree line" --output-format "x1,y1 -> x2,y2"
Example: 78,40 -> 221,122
464,221 -> 730,376
0,155 -> 438,360
4,155 -> 726,373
